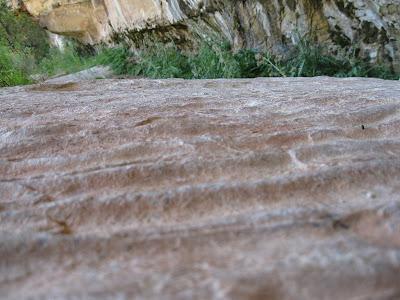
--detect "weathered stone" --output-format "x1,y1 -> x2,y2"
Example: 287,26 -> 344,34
45,66 -> 116,83
1,77 -> 400,298
11,0 -> 400,71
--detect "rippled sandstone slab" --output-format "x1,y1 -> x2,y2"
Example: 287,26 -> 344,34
0,77 -> 400,299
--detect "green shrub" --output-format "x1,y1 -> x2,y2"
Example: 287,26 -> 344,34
99,35 -> 398,80
0,40 -> 34,87
100,41 -> 244,79
98,46 -> 137,75
0,1 -> 50,60
254,52 -> 287,77
138,43 -> 191,78
0,0 -> 100,87
0,1 -> 43,86
234,49 -> 263,78
188,41 -> 240,79
280,35 -> 399,79
283,38 -> 343,77
38,43 -> 99,76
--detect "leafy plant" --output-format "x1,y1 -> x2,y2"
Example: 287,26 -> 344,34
98,46 -> 137,75
0,40 -> 33,86
39,43 -> 99,76
188,41 -> 240,79
98,33 -> 398,80
0,1 -> 50,60
279,34 -> 399,79
283,37 -> 342,77
0,0 -> 102,87
254,52 -> 287,77
234,49 -> 264,78
137,42 -> 191,78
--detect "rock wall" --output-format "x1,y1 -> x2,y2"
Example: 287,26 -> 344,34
13,0 -> 400,70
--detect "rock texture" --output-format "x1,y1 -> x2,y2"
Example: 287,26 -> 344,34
12,0 -> 400,71
45,66 -> 116,83
1,77 -> 400,299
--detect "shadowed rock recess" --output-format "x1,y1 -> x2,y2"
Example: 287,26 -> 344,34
1,77 -> 400,299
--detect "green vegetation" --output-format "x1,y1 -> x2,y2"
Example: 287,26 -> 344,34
0,1 -> 98,87
0,0 -> 46,86
99,38 -> 399,80
281,37 -> 398,79
1,0 -> 398,88
38,45 -> 100,78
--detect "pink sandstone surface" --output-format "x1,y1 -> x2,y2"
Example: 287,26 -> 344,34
0,77 -> 400,299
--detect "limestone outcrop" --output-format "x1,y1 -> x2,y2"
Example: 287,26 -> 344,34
1,77 -> 400,298
12,0 -> 400,71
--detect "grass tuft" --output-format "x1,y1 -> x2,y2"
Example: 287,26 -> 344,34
99,35 -> 399,80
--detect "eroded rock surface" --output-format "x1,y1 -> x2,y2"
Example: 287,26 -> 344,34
1,77 -> 400,299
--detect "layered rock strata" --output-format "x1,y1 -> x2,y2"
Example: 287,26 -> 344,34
12,0 -> 400,71
1,77 -> 400,298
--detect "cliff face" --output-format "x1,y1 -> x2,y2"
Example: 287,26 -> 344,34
14,0 -> 400,70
